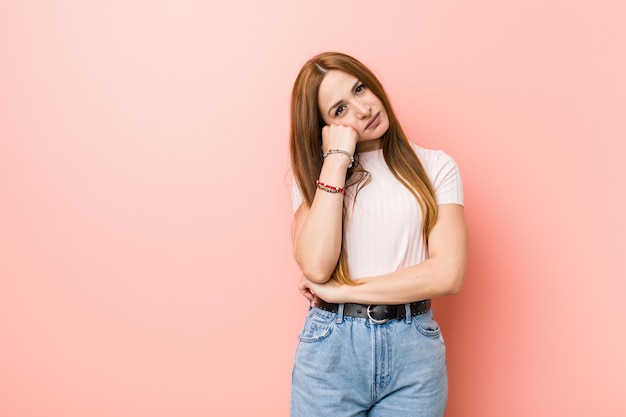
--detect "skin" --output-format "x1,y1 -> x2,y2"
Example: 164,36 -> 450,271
293,70 -> 468,305
318,69 -> 390,154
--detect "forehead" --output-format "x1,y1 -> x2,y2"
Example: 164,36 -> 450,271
317,70 -> 358,110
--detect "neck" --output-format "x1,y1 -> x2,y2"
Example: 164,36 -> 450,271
356,138 -> 383,153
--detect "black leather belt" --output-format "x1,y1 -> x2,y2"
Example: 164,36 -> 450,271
313,297 -> 431,324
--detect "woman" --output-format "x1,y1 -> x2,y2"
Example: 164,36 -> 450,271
289,52 -> 467,417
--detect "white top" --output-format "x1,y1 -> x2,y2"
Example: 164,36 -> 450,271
292,143 -> 464,278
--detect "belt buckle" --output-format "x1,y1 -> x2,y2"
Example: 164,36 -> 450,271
366,305 -> 389,324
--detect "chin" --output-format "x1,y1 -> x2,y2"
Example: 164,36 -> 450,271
375,124 -> 390,139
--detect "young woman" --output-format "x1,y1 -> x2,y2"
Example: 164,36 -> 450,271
289,52 -> 467,417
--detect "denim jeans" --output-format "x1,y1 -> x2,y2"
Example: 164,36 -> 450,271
290,305 -> 448,417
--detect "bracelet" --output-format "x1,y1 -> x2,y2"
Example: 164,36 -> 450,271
316,180 -> 346,196
322,149 -> 354,168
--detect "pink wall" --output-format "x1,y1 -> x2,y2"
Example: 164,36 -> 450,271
1,1 -> 625,415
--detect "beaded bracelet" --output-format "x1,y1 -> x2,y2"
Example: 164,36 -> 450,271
316,180 -> 346,196
322,149 -> 354,168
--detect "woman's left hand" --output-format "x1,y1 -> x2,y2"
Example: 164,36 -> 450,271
299,276 -> 346,303
298,275 -> 315,302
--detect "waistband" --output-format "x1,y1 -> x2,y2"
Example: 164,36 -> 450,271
313,297 -> 431,324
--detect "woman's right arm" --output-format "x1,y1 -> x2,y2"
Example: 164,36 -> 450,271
293,125 -> 357,284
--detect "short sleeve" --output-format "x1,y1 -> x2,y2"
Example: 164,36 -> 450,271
430,151 -> 464,206
411,143 -> 464,206
292,179 -> 304,212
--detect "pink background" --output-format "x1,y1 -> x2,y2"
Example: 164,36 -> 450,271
1,1 -> 625,415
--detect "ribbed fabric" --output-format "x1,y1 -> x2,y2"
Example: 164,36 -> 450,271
292,143 -> 464,278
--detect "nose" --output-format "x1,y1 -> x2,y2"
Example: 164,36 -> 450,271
354,100 -> 371,119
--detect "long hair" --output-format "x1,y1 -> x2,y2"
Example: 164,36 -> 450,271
290,52 -> 438,285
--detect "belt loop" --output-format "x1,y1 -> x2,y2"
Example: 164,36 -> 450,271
404,303 -> 412,323
335,303 -> 345,324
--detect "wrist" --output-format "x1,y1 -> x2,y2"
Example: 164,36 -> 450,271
328,281 -> 352,304
341,278 -> 367,303
319,156 -> 351,179
322,149 -> 354,168
316,180 -> 346,196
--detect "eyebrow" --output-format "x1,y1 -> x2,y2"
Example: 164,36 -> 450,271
327,79 -> 362,117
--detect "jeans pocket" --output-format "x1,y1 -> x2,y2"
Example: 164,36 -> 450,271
298,309 -> 336,343
413,310 -> 442,338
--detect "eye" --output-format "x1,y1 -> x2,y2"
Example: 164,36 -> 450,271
355,83 -> 366,94
334,105 -> 346,117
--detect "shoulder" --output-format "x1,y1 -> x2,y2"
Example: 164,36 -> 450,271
409,142 -> 464,204
409,142 -> 459,172
292,178 -> 305,213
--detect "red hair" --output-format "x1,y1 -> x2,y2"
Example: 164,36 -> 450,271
290,52 -> 438,285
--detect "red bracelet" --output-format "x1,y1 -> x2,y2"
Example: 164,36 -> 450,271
316,180 -> 346,196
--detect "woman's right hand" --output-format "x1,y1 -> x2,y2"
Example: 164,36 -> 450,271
294,125 -> 356,285
321,124 -> 359,156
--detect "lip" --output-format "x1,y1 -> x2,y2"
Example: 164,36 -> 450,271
365,112 -> 380,130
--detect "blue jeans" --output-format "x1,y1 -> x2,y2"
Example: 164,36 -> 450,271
290,305 -> 448,417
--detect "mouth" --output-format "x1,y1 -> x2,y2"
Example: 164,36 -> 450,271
365,112 -> 380,130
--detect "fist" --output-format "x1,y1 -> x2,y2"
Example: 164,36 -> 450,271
321,124 -> 358,155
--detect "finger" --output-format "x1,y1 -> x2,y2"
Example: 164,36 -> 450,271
299,286 -> 314,301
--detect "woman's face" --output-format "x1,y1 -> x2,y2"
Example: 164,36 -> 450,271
317,70 -> 389,148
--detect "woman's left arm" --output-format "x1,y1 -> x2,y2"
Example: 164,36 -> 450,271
302,204 -> 468,304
